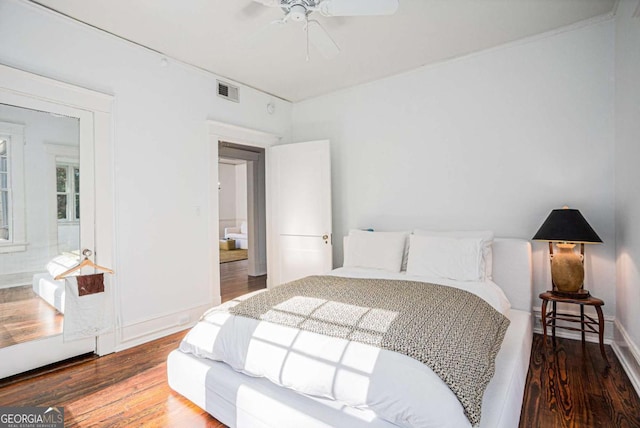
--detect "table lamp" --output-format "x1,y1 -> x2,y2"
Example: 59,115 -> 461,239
532,206 -> 602,298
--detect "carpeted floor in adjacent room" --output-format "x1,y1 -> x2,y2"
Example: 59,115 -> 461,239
219,249 -> 248,264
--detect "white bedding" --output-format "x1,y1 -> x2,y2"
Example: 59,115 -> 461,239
169,309 -> 531,428
179,268 -> 514,428
32,272 -> 65,313
31,255 -> 80,314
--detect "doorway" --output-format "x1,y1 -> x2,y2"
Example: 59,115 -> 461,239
218,157 -> 248,263
218,142 -> 266,302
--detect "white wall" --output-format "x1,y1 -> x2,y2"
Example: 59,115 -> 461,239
236,163 -> 248,223
1,0 -> 629,365
292,19 -> 616,316
218,163 -> 237,238
0,104 -> 78,284
0,0 -> 291,347
614,0 -> 640,388
218,162 -> 248,239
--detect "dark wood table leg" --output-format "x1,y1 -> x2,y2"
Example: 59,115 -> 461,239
580,304 -> 585,344
541,298 -> 548,345
594,304 -> 610,367
552,300 -> 557,346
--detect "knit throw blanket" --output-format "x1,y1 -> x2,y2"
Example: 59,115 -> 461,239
229,275 -> 510,426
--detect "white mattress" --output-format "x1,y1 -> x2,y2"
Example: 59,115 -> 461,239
169,309 -> 531,427
30,254 -> 82,314
178,269 -> 516,427
169,300 -> 532,427
32,272 -> 65,313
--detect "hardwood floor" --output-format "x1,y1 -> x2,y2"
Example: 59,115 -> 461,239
219,258 -> 266,302
520,334 -> 640,427
0,260 -> 264,426
2,265 -> 638,427
3,331 -> 638,427
0,285 -> 63,348
0,329 -> 219,427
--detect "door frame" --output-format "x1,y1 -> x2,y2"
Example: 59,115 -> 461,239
207,120 -> 280,300
218,143 -> 265,277
0,64 -> 115,378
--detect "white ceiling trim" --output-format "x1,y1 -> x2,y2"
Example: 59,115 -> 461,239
24,0 -> 617,103
20,0 -> 290,101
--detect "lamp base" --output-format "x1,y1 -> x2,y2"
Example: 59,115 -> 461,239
551,289 -> 591,299
551,243 -> 585,293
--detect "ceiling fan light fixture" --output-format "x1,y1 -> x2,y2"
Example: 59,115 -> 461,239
251,0 -> 399,60
288,4 -> 309,22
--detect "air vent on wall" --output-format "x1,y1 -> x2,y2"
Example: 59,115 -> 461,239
217,80 -> 239,103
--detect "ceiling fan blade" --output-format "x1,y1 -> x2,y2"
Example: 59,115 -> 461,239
252,0 -> 282,7
240,2 -> 268,17
319,0 -> 399,17
307,20 -> 340,59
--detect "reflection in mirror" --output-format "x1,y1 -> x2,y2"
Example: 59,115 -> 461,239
0,138 -> 8,240
0,103 -> 80,349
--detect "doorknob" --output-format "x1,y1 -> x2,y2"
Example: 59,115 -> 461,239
322,235 -> 328,240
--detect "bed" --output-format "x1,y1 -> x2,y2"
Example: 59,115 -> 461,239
31,254 -> 80,314
168,234 -> 532,428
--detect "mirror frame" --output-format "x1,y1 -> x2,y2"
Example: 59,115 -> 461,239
0,64 -> 116,362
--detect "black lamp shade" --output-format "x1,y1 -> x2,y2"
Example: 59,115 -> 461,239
532,208 -> 602,243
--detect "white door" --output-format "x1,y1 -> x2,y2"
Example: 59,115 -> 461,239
269,140 -> 332,286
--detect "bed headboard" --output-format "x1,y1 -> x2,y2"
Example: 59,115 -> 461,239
492,238 -> 532,312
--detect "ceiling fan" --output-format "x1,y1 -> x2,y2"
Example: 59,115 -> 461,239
250,0 -> 399,60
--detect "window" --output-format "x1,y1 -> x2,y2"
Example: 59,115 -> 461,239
0,121 -> 26,252
56,163 -> 80,222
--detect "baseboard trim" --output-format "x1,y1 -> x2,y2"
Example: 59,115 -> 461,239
116,303 -> 212,352
612,321 -> 640,397
532,305 -> 615,344
0,271 -> 40,289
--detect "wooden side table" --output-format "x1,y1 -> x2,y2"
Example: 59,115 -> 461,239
539,291 -> 610,367
219,239 -> 236,251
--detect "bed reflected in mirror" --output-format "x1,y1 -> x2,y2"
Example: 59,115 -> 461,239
0,102 -> 80,350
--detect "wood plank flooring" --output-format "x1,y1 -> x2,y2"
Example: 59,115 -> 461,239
219,258 -> 266,302
0,260 -> 265,426
0,329 -> 218,427
520,334 -> 640,427
0,285 -> 63,348
1,265 -> 639,427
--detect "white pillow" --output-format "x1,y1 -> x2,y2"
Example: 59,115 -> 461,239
406,235 -> 484,281
46,255 -> 80,278
343,230 -> 408,273
348,229 -> 411,271
413,229 -> 494,280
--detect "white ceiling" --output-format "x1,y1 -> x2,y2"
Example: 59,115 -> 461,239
31,0 -> 616,102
